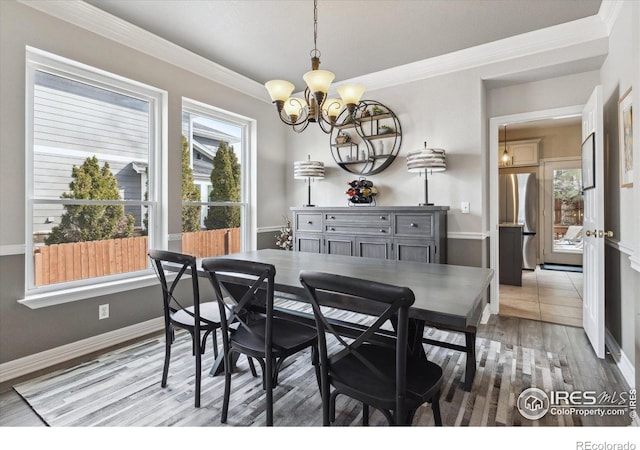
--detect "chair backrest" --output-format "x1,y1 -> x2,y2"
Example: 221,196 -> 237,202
148,249 -> 207,331
202,258 -> 276,357
564,225 -> 583,241
298,270 -> 415,408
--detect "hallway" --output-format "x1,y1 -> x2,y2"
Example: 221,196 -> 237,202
499,266 -> 583,327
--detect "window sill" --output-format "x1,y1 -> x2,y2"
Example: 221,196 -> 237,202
19,271 -> 163,309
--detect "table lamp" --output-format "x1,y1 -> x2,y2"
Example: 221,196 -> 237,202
407,142 -> 447,206
294,156 -> 325,207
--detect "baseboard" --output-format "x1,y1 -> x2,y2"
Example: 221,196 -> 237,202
0,317 -> 164,384
605,328 -> 635,390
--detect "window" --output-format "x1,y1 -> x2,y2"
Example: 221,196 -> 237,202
25,48 -> 166,300
181,98 -> 252,257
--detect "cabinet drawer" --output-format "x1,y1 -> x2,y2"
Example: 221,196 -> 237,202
324,213 -> 391,226
395,214 -> 434,237
326,225 -> 391,236
295,213 -> 322,232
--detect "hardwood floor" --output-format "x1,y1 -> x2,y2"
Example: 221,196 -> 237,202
0,312 -> 629,427
499,265 -> 583,326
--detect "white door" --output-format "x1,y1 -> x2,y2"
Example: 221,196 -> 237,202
581,86 -> 605,359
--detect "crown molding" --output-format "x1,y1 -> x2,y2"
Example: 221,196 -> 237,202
21,0 -> 610,102
18,0 -> 270,103
598,0 -> 625,34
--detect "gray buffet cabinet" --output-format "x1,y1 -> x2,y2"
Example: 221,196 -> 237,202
291,206 -> 448,263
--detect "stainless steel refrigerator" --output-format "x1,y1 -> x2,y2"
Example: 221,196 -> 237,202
499,173 -> 537,270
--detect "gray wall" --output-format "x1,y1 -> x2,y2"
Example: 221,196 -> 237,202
598,0 -> 639,373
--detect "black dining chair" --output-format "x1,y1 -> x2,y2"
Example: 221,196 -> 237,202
148,249 -> 223,408
299,270 -> 444,426
202,258 -> 320,426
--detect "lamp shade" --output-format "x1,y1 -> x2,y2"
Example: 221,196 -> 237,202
303,69 -> 335,94
265,80 -> 295,102
284,98 -> 305,117
322,98 -> 344,119
337,84 -> 366,105
407,147 -> 446,173
294,160 -> 325,179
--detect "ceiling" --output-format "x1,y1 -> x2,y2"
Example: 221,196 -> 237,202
83,0 -> 603,92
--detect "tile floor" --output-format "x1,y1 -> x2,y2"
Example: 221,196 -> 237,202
499,266 -> 583,327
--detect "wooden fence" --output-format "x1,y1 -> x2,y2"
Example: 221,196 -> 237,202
181,228 -> 240,259
34,236 -> 148,287
33,228 -> 240,287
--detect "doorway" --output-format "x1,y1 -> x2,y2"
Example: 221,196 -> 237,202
489,106 -> 582,318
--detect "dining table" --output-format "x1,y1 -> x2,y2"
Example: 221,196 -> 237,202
192,248 -> 493,391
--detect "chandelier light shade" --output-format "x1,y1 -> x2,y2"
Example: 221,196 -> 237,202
294,157 -> 325,207
407,142 -> 447,206
264,0 -> 366,133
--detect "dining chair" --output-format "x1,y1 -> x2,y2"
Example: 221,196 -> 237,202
299,270 -> 444,426
202,258 -> 320,426
148,249 -> 223,408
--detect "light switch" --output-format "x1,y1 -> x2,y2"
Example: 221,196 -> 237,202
461,202 -> 470,214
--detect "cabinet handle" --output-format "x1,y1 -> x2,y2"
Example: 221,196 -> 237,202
307,221 -> 312,224
410,223 -> 417,227
329,216 -> 335,219
329,227 -> 335,231
379,216 -> 386,220
380,229 -> 386,233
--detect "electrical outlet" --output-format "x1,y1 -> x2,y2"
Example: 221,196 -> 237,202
461,202 -> 470,214
98,304 -> 109,320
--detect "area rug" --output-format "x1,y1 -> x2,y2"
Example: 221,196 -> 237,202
540,264 -> 583,273
12,307 -> 599,427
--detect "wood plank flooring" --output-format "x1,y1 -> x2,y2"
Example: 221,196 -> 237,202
0,312 -> 631,427
499,266 -> 583,326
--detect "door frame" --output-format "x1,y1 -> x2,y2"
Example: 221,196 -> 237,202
489,105 -> 584,314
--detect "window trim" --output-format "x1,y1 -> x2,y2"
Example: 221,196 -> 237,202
181,97 -> 256,251
23,47 -> 168,305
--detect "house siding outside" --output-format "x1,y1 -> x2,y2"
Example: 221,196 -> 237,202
33,70 -> 149,234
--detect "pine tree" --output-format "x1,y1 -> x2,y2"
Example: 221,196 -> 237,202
204,141 -> 241,230
45,156 -> 134,244
181,135 -> 202,232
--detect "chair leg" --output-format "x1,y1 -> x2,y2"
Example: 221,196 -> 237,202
247,356 -> 258,377
161,336 -> 171,388
329,391 -> 339,423
195,348 -> 201,408
265,357 -> 273,426
432,391 -> 442,426
221,352 -> 232,423
212,330 -> 219,358
311,345 -> 321,392
362,403 -> 369,426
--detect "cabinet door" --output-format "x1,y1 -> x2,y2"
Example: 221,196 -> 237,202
356,236 -> 392,259
295,233 -> 323,253
394,238 -> 434,263
325,235 -> 355,256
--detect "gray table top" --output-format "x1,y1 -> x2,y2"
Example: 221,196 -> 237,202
198,249 -> 493,329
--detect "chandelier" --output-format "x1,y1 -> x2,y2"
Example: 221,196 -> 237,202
264,0 -> 365,133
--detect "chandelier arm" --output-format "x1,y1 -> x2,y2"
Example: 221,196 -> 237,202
292,119 -> 311,134
317,116 -> 334,134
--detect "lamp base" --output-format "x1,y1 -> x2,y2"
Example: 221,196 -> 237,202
418,202 -> 434,206
302,204 -> 316,207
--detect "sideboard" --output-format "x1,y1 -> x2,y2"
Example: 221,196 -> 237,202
291,206 -> 448,263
